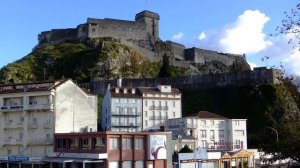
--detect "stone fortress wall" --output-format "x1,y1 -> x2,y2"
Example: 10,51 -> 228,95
36,10 -> 247,69
80,68 -> 283,95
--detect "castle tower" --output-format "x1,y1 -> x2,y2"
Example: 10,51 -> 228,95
135,10 -> 160,38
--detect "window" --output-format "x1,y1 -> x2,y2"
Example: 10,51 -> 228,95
219,121 -> 224,125
210,130 -> 215,139
122,137 -> 132,149
201,140 -> 207,148
32,118 -> 38,127
210,120 -> 214,125
57,139 -> 67,149
219,130 -> 224,138
109,137 -> 119,150
123,161 -> 132,168
19,132 -> 23,140
235,140 -> 241,149
173,101 -> 175,107
201,120 -> 206,125
145,100 -> 147,106
135,161 -> 144,168
145,120 -> 148,127
132,99 -> 137,103
234,130 -> 245,136
200,130 -> 207,138
135,138 -> 144,149
20,116 -> 24,122
145,111 -> 147,117
82,138 -> 89,146
109,161 -> 119,168
234,120 -> 240,126
173,112 -> 175,117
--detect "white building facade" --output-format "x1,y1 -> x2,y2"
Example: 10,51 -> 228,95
101,81 -> 182,132
101,84 -> 143,132
0,79 -> 98,165
139,85 -> 182,131
167,111 -> 247,152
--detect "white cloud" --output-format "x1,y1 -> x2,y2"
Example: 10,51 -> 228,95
193,10 -> 300,76
248,62 -> 258,70
283,48 -> 300,76
219,10 -> 272,54
198,32 -> 206,40
197,10 -> 272,55
171,32 -> 184,41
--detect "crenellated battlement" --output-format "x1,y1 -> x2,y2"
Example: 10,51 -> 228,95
36,10 -> 250,73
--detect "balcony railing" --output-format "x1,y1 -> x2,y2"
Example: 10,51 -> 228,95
29,123 -> 38,129
44,123 -> 52,129
27,104 -> 52,110
168,125 -> 180,129
0,105 -> 23,111
202,142 -> 242,151
28,138 -> 53,145
0,104 -> 53,112
149,116 -> 168,120
4,122 -> 24,129
111,111 -> 141,116
149,106 -> 168,110
111,122 -> 141,127
3,139 -> 23,144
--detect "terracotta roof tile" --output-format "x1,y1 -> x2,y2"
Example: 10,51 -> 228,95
109,87 -> 142,98
138,87 -> 181,94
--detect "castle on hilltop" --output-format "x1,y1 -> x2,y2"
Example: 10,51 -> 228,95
37,10 -> 250,72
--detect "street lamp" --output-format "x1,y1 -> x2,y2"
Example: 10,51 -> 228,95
180,121 -> 197,168
266,127 -> 280,166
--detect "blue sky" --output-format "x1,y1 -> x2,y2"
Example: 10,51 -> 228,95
0,0 -> 299,75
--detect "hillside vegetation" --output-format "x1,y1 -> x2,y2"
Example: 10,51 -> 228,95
181,80 -> 300,160
0,40 -> 187,83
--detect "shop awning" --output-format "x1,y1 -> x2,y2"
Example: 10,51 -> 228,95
43,158 -> 104,163
42,158 -> 74,163
72,158 -> 104,163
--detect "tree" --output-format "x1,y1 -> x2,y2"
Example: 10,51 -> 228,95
158,53 -> 171,78
274,3 -> 300,50
178,145 -> 193,153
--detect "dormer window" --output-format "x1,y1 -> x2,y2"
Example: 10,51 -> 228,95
115,87 -> 119,93
131,88 -> 136,94
123,88 -> 127,94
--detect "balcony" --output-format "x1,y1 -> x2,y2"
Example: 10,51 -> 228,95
44,123 -> 52,129
149,106 -> 168,110
0,105 -> 23,112
0,104 -> 53,112
4,138 -> 23,145
28,138 -> 53,145
4,122 -> 24,129
111,122 -> 141,127
27,103 -> 53,111
168,125 -> 180,129
29,123 -> 38,129
111,111 -> 141,116
149,116 -> 168,120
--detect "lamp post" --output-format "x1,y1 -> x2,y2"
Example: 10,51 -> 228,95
180,121 -> 197,168
266,127 -> 280,166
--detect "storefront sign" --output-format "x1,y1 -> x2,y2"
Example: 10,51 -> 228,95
47,152 -> 107,159
148,135 -> 167,160
8,156 -> 29,162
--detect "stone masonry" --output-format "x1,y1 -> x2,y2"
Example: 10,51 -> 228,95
36,10 -> 250,70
